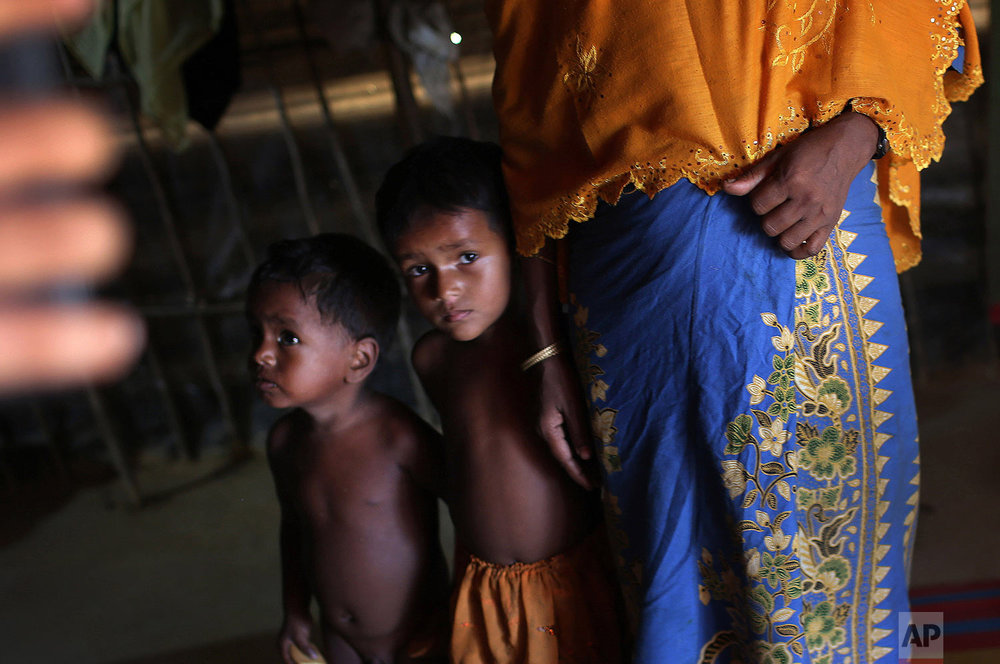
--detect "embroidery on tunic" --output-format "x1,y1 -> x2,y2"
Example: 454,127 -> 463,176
513,5 -> 981,268
765,0 -> 840,72
563,36 -> 601,108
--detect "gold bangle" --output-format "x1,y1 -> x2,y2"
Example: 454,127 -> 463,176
520,342 -> 563,372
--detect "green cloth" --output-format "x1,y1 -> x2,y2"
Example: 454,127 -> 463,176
64,0 -> 224,149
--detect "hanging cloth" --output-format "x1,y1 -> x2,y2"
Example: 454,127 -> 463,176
64,0 -> 235,150
387,0 -> 459,123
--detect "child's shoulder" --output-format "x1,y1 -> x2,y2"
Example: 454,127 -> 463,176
362,392 -> 443,493
366,391 -> 439,448
265,409 -> 310,459
411,329 -> 451,378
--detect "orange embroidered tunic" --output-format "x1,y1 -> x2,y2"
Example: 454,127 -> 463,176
485,0 -> 982,270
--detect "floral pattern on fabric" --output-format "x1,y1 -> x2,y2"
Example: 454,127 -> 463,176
570,294 -> 642,629
702,224 -> 914,662
765,0 -> 844,73
562,37 -> 601,108
701,308 -> 806,662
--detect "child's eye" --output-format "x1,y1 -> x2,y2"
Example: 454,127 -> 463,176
459,252 -> 478,264
405,264 -> 429,278
277,330 -> 300,346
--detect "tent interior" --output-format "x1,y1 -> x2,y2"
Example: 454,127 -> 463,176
0,1 -> 997,662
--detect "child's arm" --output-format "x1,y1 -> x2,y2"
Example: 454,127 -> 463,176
277,509 -> 320,663
407,335 -> 449,499
403,418 -> 447,500
267,419 -> 322,664
519,240 -> 598,489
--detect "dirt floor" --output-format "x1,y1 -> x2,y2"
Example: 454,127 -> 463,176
0,361 -> 997,664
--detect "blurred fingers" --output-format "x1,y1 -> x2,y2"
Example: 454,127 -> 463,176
0,303 -> 144,393
0,0 -> 95,38
0,197 -> 129,289
0,100 -> 118,191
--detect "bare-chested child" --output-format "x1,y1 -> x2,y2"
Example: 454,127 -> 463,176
376,138 -> 623,663
247,234 -> 449,664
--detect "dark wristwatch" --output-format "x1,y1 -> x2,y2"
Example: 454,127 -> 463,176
872,122 -> 889,160
849,99 -> 889,160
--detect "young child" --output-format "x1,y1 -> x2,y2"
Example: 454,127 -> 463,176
247,234 -> 449,664
376,138 -> 623,663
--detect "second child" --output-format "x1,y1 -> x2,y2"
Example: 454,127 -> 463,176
377,138 -> 623,664
248,234 -> 449,664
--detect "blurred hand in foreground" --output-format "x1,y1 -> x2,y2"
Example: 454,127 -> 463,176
0,0 -> 144,394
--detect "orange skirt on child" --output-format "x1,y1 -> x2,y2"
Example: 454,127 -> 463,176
450,529 -> 624,664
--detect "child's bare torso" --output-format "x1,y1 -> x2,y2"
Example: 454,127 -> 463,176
270,398 -> 445,646
416,317 -> 594,565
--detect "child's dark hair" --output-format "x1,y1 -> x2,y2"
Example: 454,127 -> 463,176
248,233 -> 400,350
375,136 -> 512,251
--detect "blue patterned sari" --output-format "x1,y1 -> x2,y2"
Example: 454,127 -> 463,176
566,163 -> 918,663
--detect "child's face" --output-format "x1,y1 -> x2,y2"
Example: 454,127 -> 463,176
393,207 -> 511,342
247,281 -> 357,410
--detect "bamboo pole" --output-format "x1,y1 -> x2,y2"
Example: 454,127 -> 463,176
451,60 -> 480,140
204,129 -> 258,271
290,0 -> 374,241
31,401 -> 67,478
112,55 -> 244,460
290,0 -> 436,423
56,43 -> 163,496
143,347 -> 197,461
86,386 -> 142,506
238,0 -> 321,235
373,0 -> 424,147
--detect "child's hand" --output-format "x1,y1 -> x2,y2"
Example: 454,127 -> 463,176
537,352 -> 600,489
722,110 -> 879,259
278,612 -> 321,664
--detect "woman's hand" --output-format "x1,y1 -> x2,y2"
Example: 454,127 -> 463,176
722,110 -> 879,259
520,241 -> 599,490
